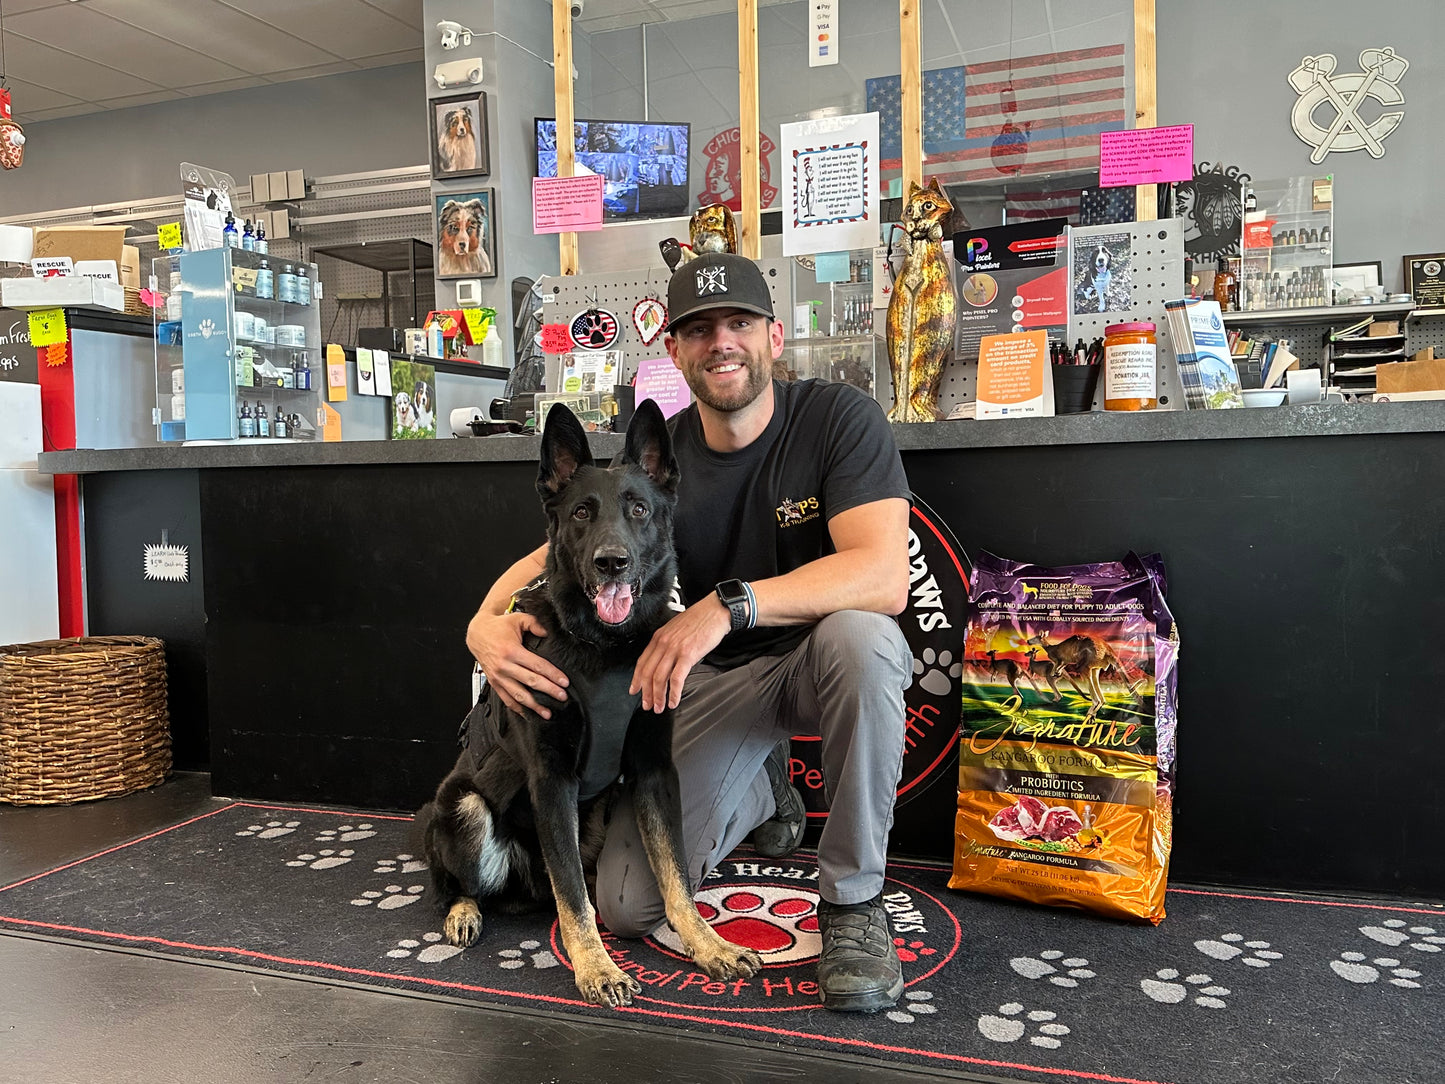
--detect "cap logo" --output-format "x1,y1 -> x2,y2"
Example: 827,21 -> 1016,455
696,266 -> 728,295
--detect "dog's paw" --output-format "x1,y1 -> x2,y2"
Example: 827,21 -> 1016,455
690,935 -> 763,981
443,899 -> 483,947
574,955 -> 641,1009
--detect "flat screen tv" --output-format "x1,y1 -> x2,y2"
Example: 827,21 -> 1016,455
536,118 -> 690,221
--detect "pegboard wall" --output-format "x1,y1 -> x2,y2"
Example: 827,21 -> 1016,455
538,257 -> 795,385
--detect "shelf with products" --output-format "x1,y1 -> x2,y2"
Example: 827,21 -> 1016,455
153,246 -> 324,443
778,334 -> 882,397
1238,174 -> 1333,313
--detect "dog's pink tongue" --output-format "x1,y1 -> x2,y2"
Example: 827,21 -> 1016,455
595,582 -> 633,624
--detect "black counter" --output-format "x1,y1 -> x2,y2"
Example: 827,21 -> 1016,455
44,402 -> 1445,900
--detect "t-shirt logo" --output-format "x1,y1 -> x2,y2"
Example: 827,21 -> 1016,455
697,266 -> 728,295
775,495 -> 820,527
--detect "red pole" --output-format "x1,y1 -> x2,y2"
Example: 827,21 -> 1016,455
35,339 -> 84,637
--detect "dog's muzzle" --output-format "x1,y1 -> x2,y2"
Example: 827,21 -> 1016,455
589,546 -> 635,624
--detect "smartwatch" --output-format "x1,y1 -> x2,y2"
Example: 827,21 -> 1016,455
715,579 -> 751,632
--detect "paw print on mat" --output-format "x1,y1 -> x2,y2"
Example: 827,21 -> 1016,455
977,1003 -> 1070,1048
388,932 -> 463,964
351,884 -> 425,909
1331,951 -> 1423,988
375,853 -> 428,875
1359,918 -> 1444,952
913,649 -> 963,696
285,848 -> 354,870
315,823 -> 377,843
653,885 -> 819,964
887,990 -> 939,1024
1194,933 -> 1283,967
894,937 -> 937,963
1011,950 -> 1096,987
1140,968 -> 1230,1008
498,939 -> 559,970
235,820 -> 300,839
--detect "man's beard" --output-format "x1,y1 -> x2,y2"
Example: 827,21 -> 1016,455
686,348 -> 773,412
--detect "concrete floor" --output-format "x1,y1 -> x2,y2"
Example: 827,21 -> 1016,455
0,774 -> 996,1084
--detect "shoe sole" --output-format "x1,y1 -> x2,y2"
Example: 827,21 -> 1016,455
820,972 -> 905,1013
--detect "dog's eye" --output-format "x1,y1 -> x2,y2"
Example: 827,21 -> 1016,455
631,502 -> 649,519
571,505 -> 591,521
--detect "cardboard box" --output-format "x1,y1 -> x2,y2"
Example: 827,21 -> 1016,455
250,173 -> 271,203
1368,320 -> 1400,337
286,169 -> 305,199
1376,355 -> 1445,395
268,171 -> 288,201
120,245 -> 140,288
31,225 -> 128,268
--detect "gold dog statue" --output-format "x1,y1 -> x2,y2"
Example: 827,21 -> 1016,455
886,179 -> 957,423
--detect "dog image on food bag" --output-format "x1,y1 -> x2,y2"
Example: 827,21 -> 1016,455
416,401 -> 761,1007
436,198 -> 492,277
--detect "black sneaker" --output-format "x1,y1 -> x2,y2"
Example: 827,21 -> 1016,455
751,739 -> 806,858
816,894 -> 903,1013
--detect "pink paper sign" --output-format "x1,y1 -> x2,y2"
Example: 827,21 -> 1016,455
634,356 -> 692,419
533,175 -> 605,234
1098,124 -> 1194,188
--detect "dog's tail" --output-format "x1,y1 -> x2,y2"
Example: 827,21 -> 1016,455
412,800 -> 438,858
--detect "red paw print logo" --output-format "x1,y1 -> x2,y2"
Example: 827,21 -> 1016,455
894,937 -> 937,963
652,885 -> 821,965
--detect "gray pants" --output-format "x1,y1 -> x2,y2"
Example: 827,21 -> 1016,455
596,610 -> 912,938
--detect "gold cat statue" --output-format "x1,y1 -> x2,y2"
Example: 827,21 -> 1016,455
886,178 -> 957,423
688,203 -> 737,257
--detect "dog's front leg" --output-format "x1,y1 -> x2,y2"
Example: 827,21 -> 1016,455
626,714 -> 762,982
530,775 -> 640,1008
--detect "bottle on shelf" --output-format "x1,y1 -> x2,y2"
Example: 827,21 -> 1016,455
238,400 -> 255,438
255,258 -> 274,300
482,321 -> 506,368
296,265 -> 311,306
295,351 -> 311,391
278,264 -> 297,304
223,213 -> 239,248
1244,188 -> 1257,214
241,220 -> 255,252
254,223 -> 268,254
1213,257 -> 1237,312
256,402 -> 270,438
274,411 -> 288,439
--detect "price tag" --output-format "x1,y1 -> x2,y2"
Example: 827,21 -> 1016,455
540,323 -> 573,354
157,222 -> 183,251
462,307 -> 492,343
28,308 -> 68,348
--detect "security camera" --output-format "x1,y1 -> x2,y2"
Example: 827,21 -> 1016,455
569,0 -> 583,19
437,20 -> 472,49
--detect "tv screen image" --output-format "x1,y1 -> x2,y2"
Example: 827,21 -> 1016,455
536,119 -> 690,220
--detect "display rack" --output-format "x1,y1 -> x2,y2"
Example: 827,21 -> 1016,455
153,246 -> 324,442
1238,175 -> 1334,312
312,238 -> 434,330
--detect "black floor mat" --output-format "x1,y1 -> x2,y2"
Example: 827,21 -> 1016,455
2,801 -> 1440,1084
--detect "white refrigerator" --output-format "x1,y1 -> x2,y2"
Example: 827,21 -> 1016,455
0,382 -> 59,644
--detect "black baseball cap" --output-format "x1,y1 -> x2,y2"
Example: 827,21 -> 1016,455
665,252 -> 774,332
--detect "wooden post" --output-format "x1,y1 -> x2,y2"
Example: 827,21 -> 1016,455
737,0 -> 761,258
900,0 -> 923,193
1133,0 -> 1158,221
553,0 -> 578,274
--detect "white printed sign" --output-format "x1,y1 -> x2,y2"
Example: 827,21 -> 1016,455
809,0 -> 839,67
31,257 -> 73,278
781,112 -> 879,256
143,542 -> 189,583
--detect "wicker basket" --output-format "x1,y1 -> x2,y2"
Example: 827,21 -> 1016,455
0,636 -> 171,805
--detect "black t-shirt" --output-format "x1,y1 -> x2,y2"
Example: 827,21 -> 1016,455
668,379 -> 910,667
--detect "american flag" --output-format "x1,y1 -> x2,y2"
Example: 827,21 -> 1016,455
867,44 -> 1127,190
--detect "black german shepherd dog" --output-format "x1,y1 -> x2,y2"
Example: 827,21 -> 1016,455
417,401 -> 761,1007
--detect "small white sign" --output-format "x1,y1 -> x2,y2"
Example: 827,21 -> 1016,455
143,542 -> 189,583
809,0 -> 839,67
31,257 -> 74,278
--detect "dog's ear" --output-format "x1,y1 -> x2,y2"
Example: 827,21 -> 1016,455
538,404 -> 593,497
621,398 -> 679,495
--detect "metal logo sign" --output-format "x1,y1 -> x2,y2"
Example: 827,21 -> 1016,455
1288,48 -> 1408,164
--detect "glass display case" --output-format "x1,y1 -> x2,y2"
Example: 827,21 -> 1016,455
779,249 -> 883,398
1238,175 -> 1334,312
775,335 -> 883,397
153,246 -> 323,442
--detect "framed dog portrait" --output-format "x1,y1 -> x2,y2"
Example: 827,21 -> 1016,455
388,357 -> 437,440
430,92 -> 490,180
435,190 -> 497,279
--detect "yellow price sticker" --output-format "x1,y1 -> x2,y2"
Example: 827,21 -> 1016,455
28,308 -> 68,348
462,307 -> 494,343
157,222 -> 183,251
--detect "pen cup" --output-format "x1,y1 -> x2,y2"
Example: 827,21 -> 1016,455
1052,363 -> 1101,415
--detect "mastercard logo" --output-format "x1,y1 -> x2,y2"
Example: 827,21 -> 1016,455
817,33 -> 830,41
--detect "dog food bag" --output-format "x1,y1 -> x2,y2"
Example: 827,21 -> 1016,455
949,551 -> 1178,924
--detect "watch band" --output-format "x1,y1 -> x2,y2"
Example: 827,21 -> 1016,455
715,579 -> 751,632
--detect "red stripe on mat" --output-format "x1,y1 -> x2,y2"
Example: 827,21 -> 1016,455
0,913 -> 1172,1084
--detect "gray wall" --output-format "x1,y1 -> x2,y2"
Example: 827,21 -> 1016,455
1158,0 -> 1444,293
3,64 -> 428,217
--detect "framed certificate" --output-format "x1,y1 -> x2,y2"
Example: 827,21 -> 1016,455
1403,253 -> 1445,311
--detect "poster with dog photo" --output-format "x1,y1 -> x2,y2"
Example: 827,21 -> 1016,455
389,357 -> 437,440
430,92 -> 490,180
435,191 -> 496,279
1071,231 -> 1133,315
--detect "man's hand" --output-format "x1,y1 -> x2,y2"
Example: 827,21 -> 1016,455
630,597 -> 731,712
466,608 -> 568,719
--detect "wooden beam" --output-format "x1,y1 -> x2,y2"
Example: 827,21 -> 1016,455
1133,0 -> 1158,221
899,0 -> 923,193
737,0 -> 761,258
553,0 -> 578,274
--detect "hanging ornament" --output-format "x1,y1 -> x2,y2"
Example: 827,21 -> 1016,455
632,297 -> 667,346
0,90 -> 23,171
569,297 -> 621,351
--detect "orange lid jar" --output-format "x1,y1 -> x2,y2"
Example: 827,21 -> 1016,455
1103,321 -> 1157,411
